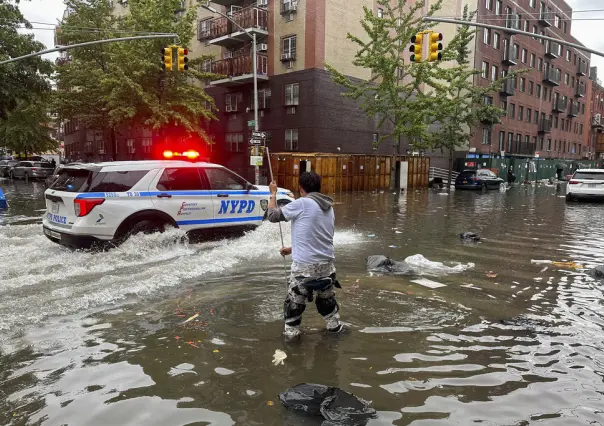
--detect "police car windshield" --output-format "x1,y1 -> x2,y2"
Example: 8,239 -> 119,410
50,169 -> 95,192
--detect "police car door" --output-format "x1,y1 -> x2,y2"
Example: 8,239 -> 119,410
203,167 -> 261,227
151,166 -> 215,230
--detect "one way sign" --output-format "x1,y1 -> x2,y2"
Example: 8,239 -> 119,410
251,131 -> 266,139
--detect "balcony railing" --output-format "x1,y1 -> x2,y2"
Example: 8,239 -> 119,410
545,40 -> 561,58
502,42 -> 518,65
207,6 -> 268,43
538,118 -> 552,133
577,61 -> 588,76
505,14 -> 521,32
210,54 -> 269,86
576,84 -> 586,98
499,79 -> 515,96
509,142 -> 536,156
539,10 -> 552,27
543,67 -> 560,86
592,115 -> 603,128
552,97 -> 568,113
281,0 -> 298,14
568,101 -> 579,117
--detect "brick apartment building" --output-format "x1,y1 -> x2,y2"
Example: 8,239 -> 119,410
469,0 -> 592,161
588,67 -> 604,159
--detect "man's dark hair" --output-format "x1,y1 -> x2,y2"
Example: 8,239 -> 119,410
299,171 -> 321,193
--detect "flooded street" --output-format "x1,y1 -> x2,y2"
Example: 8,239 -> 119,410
1,180 -> 603,425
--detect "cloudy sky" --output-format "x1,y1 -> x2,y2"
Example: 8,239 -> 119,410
16,0 -> 604,76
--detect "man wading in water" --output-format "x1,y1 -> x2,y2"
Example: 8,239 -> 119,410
268,172 -> 343,340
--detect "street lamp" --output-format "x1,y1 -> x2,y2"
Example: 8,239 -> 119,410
198,0 -> 261,185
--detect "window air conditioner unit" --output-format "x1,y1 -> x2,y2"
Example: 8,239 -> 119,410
224,52 -> 233,59
257,0 -> 268,7
281,52 -> 292,61
258,43 -> 268,52
595,113 -> 601,124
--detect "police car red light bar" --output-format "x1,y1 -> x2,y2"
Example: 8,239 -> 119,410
74,198 -> 105,217
163,150 -> 200,160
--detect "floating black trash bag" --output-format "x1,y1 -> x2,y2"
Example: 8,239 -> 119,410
279,383 -> 377,426
366,255 -> 412,274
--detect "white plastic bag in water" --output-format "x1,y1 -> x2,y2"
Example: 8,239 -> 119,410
404,254 -> 474,276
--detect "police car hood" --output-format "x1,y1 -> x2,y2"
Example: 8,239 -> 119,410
255,185 -> 290,195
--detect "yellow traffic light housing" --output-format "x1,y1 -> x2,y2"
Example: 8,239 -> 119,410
177,47 -> 189,71
409,33 -> 422,63
162,47 -> 173,71
428,32 -> 443,62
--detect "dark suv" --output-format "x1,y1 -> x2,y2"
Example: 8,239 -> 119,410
455,169 -> 504,190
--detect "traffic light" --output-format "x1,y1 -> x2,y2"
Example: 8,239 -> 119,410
409,33 -> 422,63
177,47 -> 189,71
162,46 -> 173,71
428,32 -> 443,62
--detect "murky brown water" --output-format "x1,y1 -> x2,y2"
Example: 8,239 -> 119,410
1,179 -> 603,425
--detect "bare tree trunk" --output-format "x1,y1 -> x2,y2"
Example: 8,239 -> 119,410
447,148 -> 454,193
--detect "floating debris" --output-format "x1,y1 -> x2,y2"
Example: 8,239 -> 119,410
183,313 -> 199,324
272,349 -> 287,366
486,272 -> 498,278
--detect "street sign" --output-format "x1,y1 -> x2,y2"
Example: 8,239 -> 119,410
249,138 -> 262,145
251,131 -> 266,139
250,155 -> 263,166
247,120 -> 255,127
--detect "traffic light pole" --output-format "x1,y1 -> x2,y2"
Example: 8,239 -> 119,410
422,17 -> 604,58
199,2 -> 261,185
0,33 -> 178,65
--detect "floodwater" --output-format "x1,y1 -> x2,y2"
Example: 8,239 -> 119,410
1,179 -> 603,425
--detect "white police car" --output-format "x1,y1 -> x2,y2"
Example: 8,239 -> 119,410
42,157 -> 295,249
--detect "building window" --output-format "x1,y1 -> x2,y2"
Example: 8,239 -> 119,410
554,15 -> 560,28
491,65 -> 498,81
536,84 -> 541,98
198,19 -> 211,40
481,61 -> 488,78
525,135 -> 530,148
226,133 -> 244,152
561,118 -> 565,130
532,25 -> 538,40
518,105 -> 524,121
566,49 -> 571,62
142,138 -> 152,154
520,77 -> 525,92
543,87 -> 548,101
574,53 -> 577,65
495,0 -> 502,15
513,43 -> 520,60
529,0 -> 535,7
523,20 -> 529,32
537,57 -> 543,71
521,48 -> 527,63
482,128 -> 492,145
547,139 -> 551,152
285,83 -> 299,106
225,92 -> 243,112
528,81 -> 534,95
201,58 -> 211,73
126,138 -> 135,154
501,100 -> 507,117
377,8 -> 383,18
282,35 -> 297,60
582,103 -> 585,114
498,131 -> 505,151
285,129 -> 298,151
554,116 -> 558,128
534,111 -> 539,124
564,73 -> 569,85
527,108 -> 532,122
483,28 -> 491,45
486,0 -> 493,10
493,32 -> 500,49
563,21 -> 567,33
540,31 -> 544,44
507,132 -> 513,151
529,53 -> 535,68
510,103 -> 515,118
573,143 -> 577,154
516,134 -> 522,150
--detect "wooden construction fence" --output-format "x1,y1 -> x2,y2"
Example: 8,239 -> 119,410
269,153 -> 429,194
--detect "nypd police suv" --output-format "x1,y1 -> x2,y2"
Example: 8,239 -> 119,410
42,159 -> 295,249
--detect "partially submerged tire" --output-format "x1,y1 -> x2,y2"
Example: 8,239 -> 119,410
565,193 -> 574,202
113,216 -> 172,246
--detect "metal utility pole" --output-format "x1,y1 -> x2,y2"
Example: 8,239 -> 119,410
199,1 -> 261,185
0,34 -> 179,65
422,17 -> 604,58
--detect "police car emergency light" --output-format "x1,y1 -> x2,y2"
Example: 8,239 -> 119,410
163,150 -> 200,160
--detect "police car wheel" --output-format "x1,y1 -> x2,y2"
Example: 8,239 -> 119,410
129,219 -> 166,236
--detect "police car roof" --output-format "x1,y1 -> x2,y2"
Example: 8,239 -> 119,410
66,160 -> 223,172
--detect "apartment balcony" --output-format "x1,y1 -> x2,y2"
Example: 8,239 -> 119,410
543,67 -> 560,86
568,101 -> 579,117
538,10 -> 552,27
210,54 -> 268,87
577,61 -> 588,76
538,118 -> 552,133
576,84 -> 586,98
210,0 -> 252,6
502,42 -> 518,66
505,14 -> 521,33
499,79 -> 515,97
592,114 -> 603,128
545,40 -> 561,59
509,142 -> 536,157
552,98 -> 568,113
204,6 -> 268,48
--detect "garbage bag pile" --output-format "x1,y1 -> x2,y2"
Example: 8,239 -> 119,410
367,254 -> 474,276
279,383 -> 377,426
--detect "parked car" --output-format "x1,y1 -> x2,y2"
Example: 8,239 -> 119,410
455,169 -> 505,190
45,163 -> 83,187
0,160 -> 18,178
10,161 -> 54,180
566,169 -> 604,202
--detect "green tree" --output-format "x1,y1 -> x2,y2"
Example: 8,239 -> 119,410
0,97 -> 57,157
325,0 -> 444,187
54,0 -> 217,159
427,6 -> 524,189
0,0 -> 53,119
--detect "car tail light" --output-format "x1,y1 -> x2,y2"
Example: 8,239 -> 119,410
32,168 -> 37,171
569,180 -> 579,185
74,198 -> 105,217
